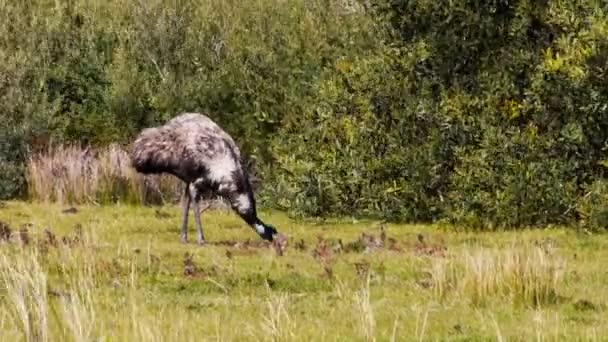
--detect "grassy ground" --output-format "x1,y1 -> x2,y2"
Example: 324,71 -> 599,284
0,201 -> 606,341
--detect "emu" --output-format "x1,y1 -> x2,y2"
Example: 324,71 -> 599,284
130,113 -> 277,244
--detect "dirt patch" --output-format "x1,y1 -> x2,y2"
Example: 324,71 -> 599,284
183,252 -> 197,277
62,207 -> 78,214
0,221 -> 12,241
154,209 -> 172,219
294,239 -> 306,251
43,228 -> 59,247
413,233 -> 447,257
212,234 -> 289,257
272,233 -> 288,256
211,239 -> 270,248
312,236 -> 335,278
19,225 -> 31,245
573,299 -> 603,312
340,225 -> 405,254
62,224 -> 84,246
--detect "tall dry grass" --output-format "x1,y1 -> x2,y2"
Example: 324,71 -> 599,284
0,251 -> 49,342
0,232 -> 176,342
261,292 -> 296,341
428,244 -> 565,306
26,145 -> 183,205
355,275 -> 376,342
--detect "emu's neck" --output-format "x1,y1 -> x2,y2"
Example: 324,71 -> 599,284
238,206 -> 261,227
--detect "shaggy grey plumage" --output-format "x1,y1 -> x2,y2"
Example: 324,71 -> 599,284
131,113 -> 277,244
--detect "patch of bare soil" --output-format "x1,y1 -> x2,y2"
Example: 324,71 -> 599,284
183,252 -> 197,277
19,225 -> 31,245
310,226 -> 447,260
0,220 -> 12,241
0,222 -> 85,251
212,233 -> 289,257
412,233 -> 447,257
61,207 -> 78,214
272,233 -> 288,256
154,209 -> 171,219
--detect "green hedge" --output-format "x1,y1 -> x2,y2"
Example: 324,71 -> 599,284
267,0 -> 608,229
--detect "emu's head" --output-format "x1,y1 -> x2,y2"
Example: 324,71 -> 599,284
254,222 -> 277,241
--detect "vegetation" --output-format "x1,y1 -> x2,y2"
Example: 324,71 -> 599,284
0,201 -> 606,340
3,2 -> 607,339
1,0 -> 607,229
26,145 -> 182,205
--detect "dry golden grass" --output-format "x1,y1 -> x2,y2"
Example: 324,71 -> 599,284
428,243 -> 564,306
26,144 -> 182,205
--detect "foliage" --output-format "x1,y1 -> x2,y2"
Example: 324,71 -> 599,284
577,179 -> 608,231
0,126 -> 27,200
269,0 -> 608,228
26,145 -> 183,205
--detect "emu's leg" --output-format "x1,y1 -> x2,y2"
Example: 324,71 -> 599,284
180,183 -> 191,244
189,184 -> 205,245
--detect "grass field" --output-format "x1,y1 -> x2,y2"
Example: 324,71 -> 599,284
0,201 -> 606,341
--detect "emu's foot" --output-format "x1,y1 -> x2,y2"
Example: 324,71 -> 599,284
196,238 -> 207,246
180,235 -> 188,244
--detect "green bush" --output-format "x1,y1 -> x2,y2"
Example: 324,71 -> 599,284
269,47 -> 446,221
577,180 -> 608,231
0,126 -> 27,200
267,0 -> 608,228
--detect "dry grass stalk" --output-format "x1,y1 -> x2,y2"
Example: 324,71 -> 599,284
0,252 -> 49,342
261,292 -> 295,341
355,275 -> 376,342
26,144 -> 183,205
428,245 -> 565,306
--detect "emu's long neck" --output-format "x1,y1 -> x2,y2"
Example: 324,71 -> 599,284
230,168 -> 258,223
232,191 -> 260,226
226,173 -> 275,241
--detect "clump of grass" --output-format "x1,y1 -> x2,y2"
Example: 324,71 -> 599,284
26,144 -> 182,205
0,251 -> 49,342
58,277 -> 96,342
354,275 -> 376,342
261,292 -> 295,341
428,245 -> 565,306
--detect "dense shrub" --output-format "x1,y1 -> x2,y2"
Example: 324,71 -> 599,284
0,126 -> 27,200
268,0 -> 608,227
577,179 -> 608,231
269,47 -> 446,221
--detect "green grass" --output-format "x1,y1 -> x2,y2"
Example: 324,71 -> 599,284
0,201 -> 607,341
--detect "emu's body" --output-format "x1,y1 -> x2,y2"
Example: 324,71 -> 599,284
131,113 -> 277,243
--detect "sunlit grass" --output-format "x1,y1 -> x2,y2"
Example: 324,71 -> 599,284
0,201 -> 607,340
